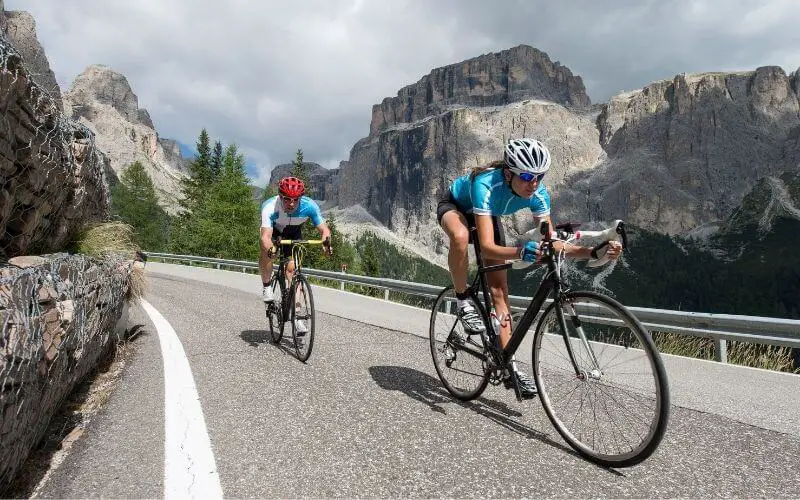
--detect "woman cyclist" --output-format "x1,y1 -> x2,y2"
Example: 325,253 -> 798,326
436,138 -> 622,398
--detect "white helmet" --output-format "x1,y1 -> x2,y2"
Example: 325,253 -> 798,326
504,138 -> 551,174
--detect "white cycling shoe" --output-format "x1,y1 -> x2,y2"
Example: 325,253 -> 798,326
293,319 -> 308,335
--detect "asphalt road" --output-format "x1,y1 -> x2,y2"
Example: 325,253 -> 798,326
31,264 -> 800,498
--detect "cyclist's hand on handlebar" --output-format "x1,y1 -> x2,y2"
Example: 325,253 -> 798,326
322,237 -> 333,256
605,240 -> 623,260
519,240 -> 540,262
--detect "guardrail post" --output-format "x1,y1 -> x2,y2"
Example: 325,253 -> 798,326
216,263 -> 220,269
340,281 -> 345,291
714,338 -> 728,363
445,300 -> 451,314
384,288 -> 390,301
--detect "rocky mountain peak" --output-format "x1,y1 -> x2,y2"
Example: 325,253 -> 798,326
369,44 -> 591,136
63,65 -> 187,213
65,64 -> 154,128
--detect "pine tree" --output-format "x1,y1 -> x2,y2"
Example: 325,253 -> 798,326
178,128 -> 214,214
185,144 -> 260,259
324,212 -> 354,271
210,140 -> 223,181
291,148 -> 312,188
110,161 -> 171,251
360,233 -> 380,277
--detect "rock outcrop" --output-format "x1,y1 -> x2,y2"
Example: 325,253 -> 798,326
332,45 -> 600,258
560,67 -> 800,234
326,46 -> 800,257
63,65 -> 187,214
0,3 -> 61,110
370,45 -> 590,136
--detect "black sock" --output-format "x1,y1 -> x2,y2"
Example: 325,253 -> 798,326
263,282 -> 270,288
455,290 -> 470,300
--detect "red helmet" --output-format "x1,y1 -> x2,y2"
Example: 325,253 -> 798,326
278,176 -> 305,198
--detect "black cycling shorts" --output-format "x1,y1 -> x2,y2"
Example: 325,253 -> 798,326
271,225 -> 303,257
436,190 -> 506,246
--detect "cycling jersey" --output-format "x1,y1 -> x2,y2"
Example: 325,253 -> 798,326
260,195 -> 325,231
449,168 -> 551,217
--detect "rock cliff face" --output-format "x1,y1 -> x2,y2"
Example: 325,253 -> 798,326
370,45 -> 590,136
0,4 -> 61,110
333,45 -> 598,260
567,67 -> 800,234
328,45 -> 800,258
63,65 -> 187,213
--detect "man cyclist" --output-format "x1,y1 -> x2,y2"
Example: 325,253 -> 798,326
260,176 -> 332,333
436,138 -> 622,398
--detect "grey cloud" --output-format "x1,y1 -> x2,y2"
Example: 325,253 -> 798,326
7,0 -> 800,184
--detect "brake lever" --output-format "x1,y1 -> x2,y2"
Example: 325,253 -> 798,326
616,221 -> 628,251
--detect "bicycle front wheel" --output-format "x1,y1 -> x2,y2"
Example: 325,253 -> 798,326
429,287 -> 490,401
533,291 -> 669,467
291,274 -> 315,362
266,280 -> 284,343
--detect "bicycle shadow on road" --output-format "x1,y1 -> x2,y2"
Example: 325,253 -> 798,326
240,329 -> 270,347
239,329 -> 298,357
368,365 -> 572,452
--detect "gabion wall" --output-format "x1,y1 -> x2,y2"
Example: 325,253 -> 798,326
0,253 -> 132,487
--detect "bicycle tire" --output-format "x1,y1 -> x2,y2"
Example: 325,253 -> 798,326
429,286 -> 490,401
291,274 -> 315,362
266,279 -> 284,343
532,290 -> 670,467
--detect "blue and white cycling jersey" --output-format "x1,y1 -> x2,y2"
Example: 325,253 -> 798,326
449,168 -> 551,217
260,195 -> 325,231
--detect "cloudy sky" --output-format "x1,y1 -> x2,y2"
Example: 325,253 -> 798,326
8,0 -> 800,186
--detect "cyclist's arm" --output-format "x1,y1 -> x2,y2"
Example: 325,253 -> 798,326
260,227 -> 274,254
315,222 -> 331,240
316,222 -> 332,248
260,196 -> 277,255
538,215 -> 622,260
474,214 -> 520,261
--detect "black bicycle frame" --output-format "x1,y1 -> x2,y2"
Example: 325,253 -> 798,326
273,248 -> 300,319
468,225 -> 573,370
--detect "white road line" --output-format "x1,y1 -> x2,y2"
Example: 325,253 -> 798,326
140,299 -> 223,499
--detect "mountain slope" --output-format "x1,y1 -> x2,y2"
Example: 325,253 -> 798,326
63,65 -> 187,213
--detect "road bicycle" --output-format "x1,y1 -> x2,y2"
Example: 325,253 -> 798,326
265,239 -> 325,362
429,220 -> 670,467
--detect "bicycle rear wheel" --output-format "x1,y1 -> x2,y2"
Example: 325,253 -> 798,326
429,287 -> 490,401
291,274 -> 315,362
266,279 -> 284,343
533,291 -> 669,467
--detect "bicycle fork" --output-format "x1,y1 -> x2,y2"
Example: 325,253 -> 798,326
557,298 -> 603,381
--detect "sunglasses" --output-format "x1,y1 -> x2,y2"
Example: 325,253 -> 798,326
517,172 -> 545,183
281,196 -> 300,204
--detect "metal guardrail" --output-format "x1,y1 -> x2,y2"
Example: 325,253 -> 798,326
146,252 -> 800,364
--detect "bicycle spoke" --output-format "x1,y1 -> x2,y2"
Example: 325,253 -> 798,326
534,291 -> 669,467
429,287 -> 490,401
